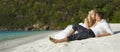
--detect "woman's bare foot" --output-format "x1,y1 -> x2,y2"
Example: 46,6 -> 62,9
49,37 -> 58,43
49,36 -> 68,44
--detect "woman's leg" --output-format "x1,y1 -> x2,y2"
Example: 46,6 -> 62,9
52,23 -> 86,40
50,29 -> 94,43
63,24 -> 86,37
66,23 -> 87,37
53,25 -> 74,39
66,28 -> 75,37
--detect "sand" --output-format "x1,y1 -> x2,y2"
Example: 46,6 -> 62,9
0,24 -> 120,52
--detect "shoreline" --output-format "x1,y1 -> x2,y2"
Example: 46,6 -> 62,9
0,31 -> 59,52
0,30 -> 55,42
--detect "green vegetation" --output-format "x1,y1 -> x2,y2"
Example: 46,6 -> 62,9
0,0 -> 120,30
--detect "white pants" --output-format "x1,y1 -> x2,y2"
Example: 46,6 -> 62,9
54,23 -> 85,39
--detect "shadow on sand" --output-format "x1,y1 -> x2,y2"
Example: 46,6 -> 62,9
114,31 -> 120,34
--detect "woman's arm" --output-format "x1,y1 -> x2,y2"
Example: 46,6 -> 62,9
84,18 -> 90,29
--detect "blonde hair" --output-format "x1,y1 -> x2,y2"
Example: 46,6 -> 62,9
87,10 -> 96,27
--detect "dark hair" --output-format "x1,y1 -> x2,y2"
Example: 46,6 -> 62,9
96,12 -> 104,19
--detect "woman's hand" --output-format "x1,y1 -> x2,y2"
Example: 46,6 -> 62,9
95,33 -> 111,37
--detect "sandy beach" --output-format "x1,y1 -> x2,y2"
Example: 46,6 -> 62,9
0,24 -> 120,52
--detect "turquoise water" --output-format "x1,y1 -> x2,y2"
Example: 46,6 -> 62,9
0,30 -> 49,42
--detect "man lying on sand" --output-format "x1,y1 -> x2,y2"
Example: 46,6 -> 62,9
49,12 -> 113,43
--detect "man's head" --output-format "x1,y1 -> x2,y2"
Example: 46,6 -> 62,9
96,12 -> 104,21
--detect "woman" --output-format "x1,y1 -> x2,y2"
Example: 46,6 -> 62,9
52,10 -> 96,40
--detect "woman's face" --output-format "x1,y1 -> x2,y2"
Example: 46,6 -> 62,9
91,13 -> 96,20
